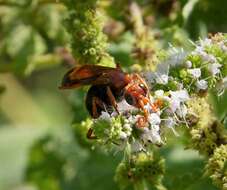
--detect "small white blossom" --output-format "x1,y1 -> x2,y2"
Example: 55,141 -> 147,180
187,68 -> 201,79
201,53 -> 217,63
148,113 -> 161,125
119,131 -> 127,140
156,74 -> 169,84
123,123 -> 131,131
169,90 -> 189,112
141,127 -> 161,144
117,99 -> 137,113
219,41 -> 227,52
151,124 -> 160,133
99,111 -> 111,121
208,63 -> 222,76
123,123 -> 132,136
155,90 -> 164,97
164,117 -> 179,136
131,140 -> 144,152
165,117 -> 175,128
128,115 -> 137,124
150,131 -> 162,144
176,104 -> 188,118
193,46 -> 204,55
193,47 -> 217,63
196,79 -> 208,90
200,38 -> 212,47
169,99 -> 180,112
185,60 -> 192,68
170,90 -> 190,102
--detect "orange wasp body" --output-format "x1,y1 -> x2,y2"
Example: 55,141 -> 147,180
60,64 -> 152,138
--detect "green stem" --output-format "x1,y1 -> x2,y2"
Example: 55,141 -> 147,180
134,181 -> 148,190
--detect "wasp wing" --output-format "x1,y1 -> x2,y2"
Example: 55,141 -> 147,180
59,65 -> 119,89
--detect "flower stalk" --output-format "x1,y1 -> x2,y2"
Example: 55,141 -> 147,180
61,0 -> 114,66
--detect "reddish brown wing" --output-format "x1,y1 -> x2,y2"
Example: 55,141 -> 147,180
59,64 -> 124,89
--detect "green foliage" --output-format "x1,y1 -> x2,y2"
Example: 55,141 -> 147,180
0,0 -> 67,74
26,132 -> 89,190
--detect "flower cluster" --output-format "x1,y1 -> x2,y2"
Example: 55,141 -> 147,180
173,34 -> 227,94
146,33 -> 227,94
114,152 -> 165,190
61,0 -> 115,66
91,88 -> 190,152
88,34 -> 227,154
205,144 -> 227,190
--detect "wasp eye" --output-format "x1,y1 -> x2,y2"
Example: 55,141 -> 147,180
125,93 -> 135,105
139,83 -> 147,94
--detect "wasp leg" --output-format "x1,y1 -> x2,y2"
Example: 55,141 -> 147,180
86,128 -> 97,139
87,97 -> 105,140
135,99 -> 150,128
89,96 -> 104,139
92,96 -> 105,118
138,99 -> 149,120
106,86 -> 120,114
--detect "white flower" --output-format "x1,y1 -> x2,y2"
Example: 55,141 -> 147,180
123,123 -> 132,136
123,123 -> 131,131
219,41 -> 227,52
196,80 -> 208,90
165,117 -> 175,128
193,47 -> 216,63
151,132 -> 162,144
201,53 -> 216,63
187,68 -> 201,79
151,124 -> 160,133
169,99 -> 180,112
117,99 -> 137,113
148,113 -> 161,125
155,90 -> 164,97
169,90 -> 189,112
200,38 -> 212,47
119,131 -> 127,140
131,140 -> 144,152
193,46 -> 204,55
141,127 -> 161,144
164,117 -> 179,136
144,72 -> 156,83
127,115 -> 137,124
176,104 -> 188,118
170,90 -> 190,102
185,60 -> 192,68
155,74 -> 169,84
208,63 -> 222,76
99,111 -> 111,121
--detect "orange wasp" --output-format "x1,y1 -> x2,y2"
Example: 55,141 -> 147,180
59,64 -> 154,138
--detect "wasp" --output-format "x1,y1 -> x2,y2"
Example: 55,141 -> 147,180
59,64 -> 155,138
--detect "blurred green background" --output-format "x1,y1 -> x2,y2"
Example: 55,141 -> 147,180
0,0 -> 226,190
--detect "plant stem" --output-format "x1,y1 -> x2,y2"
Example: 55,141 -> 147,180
134,181 -> 149,190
